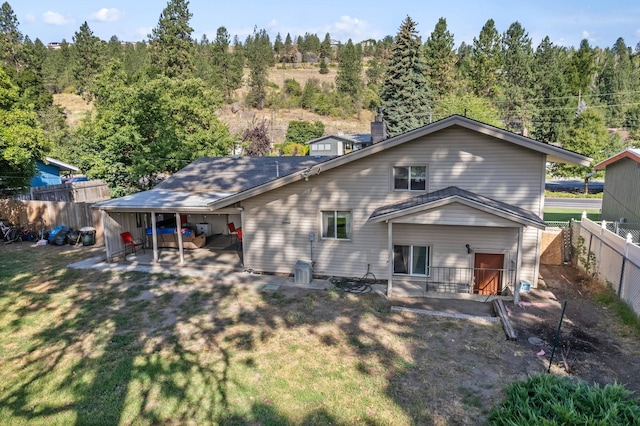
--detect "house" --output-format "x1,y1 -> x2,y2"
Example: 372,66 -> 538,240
307,135 -> 358,156
594,148 -> 640,225
306,112 -> 387,155
95,115 -> 591,297
31,157 -> 79,187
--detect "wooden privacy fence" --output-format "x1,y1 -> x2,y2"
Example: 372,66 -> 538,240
30,180 -> 110,203
0,199 -> 103,245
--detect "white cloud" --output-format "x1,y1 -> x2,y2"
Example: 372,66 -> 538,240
89,8 -> 124,23
267,19 -> 278,29
328,16 -> 370,42
582,30 -> 590,39
42,11 -> 74,26
25,13 -> 36,23
636,28 -> 640,37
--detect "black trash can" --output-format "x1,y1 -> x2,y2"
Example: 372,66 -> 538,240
79,226 -> 96,246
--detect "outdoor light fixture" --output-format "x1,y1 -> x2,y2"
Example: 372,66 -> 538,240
466,244 -> 473,254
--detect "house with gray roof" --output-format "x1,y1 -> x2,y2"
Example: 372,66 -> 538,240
95,115 -> 591,297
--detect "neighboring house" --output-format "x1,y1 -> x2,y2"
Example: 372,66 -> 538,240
307,135 -> 358,156
594,148 -> 640,225
95,115 -> 591,297
31,157 -> 79,187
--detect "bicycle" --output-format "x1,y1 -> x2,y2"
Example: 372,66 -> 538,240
0,220 -> 22,244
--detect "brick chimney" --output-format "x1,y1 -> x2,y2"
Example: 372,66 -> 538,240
371,108 -> 387,143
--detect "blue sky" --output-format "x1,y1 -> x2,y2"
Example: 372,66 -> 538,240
12,0 -> 640,50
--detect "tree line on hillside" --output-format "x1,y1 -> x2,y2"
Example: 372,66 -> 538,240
0,0 -> 638,196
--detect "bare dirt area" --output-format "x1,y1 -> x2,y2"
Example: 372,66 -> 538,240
504,264 -> 640,393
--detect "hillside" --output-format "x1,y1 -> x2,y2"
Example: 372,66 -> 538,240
53,65 -> 373,143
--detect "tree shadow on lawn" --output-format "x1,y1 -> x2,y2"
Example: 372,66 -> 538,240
0,244 -> 516,425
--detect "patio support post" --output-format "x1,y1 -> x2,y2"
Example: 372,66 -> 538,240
387,220 -> 393,295
175,212 -> 185,265
151,212 -> 158,263
516,226 -> 523,295
102,210 -> 111,261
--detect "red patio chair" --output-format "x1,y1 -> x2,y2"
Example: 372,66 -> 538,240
120,231 -> 144,256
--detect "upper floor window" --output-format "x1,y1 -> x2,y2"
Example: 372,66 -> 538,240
393,166 -> 426,191
322,210 -> 351,240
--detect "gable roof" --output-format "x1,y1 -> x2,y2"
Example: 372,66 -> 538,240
368,186 -> 546,229
210,115 -> 592,210
593,148 -> 640,170
305,135 -> 357,145
42,157 -> 79,172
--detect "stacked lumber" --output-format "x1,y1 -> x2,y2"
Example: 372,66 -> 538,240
493,299 -> 517,340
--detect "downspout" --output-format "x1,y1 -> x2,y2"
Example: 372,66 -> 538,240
151,212 -> 158,263
175,212 -> 185,265
515,226 -> 523,304
387,220 -> 393,296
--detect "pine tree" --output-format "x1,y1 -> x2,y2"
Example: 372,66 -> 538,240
499,21 -> 534,132
423,17 -> 456,99
470,19 -> 501,97
380,16 -> 432,137
566,39 -> 596,99
212,26 -> 243,102
320,33 -> 332,61
531,37 -> 573,143
335,39 -> 363,101
0,1 -> 22,69
148,0 -> 194,78
245,27 -> 273,109
72,22 -> 103,97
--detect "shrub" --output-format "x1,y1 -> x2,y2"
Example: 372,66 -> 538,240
487,374 -> 640,425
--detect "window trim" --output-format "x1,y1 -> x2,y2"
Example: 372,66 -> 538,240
392,165 -> 428,192
320,210 -> 352,241
393,244 -> 431,276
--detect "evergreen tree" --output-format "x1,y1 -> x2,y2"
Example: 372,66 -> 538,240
319,58 -> 329,74
499,21 -> 534,132
320,33 -> 332,61
566,39 -> 596,100
531,37 -> 573,143
148,0 -> 194,78
19,37 -> 47,76
470,19 -> 501,97
273,33 -> 283,60
212,26 -> 243,103
595,38 -> 636,127
335,39 -> 363,112
72,22 -> 103,97
285,120 -> 324,144
423,17 -> 456,99
0,1 -> 22,69
380,16 -> 432,136
245,27 -> 273,109
282,33 -> 295,63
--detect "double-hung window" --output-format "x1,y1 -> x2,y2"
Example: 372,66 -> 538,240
322,210 -> 351,240
393,245 -> 430,275
393,166 -> 426,191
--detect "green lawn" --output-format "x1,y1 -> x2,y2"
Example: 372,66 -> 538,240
544,208 -> 600,222
0,244 -> 509,425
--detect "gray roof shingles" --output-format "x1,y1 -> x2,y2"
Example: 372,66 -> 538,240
155,155 -> 335,193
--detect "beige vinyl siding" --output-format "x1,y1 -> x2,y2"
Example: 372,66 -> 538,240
392,224 -> 517,269
394,202 -> 522,227
601,158 -> 640,224
242,126 -> 544,283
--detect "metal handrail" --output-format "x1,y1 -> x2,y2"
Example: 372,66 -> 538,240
425,266 -> 515,295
